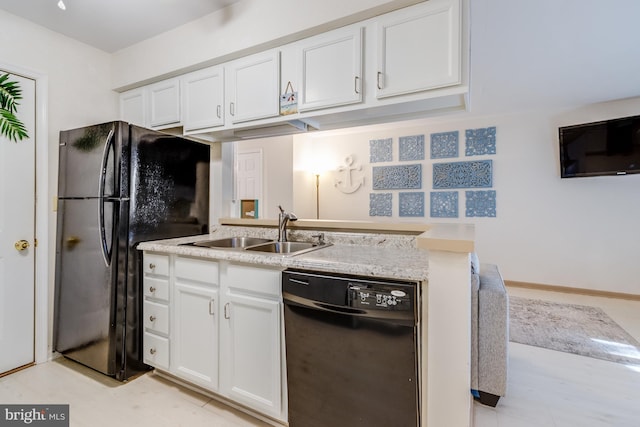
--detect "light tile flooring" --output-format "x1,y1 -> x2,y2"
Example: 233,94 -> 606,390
1,287 -> 639,427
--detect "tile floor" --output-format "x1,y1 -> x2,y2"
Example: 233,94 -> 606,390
1,287 -> 638,427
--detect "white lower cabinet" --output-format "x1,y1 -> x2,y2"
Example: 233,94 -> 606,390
172,256 -> 219,391
142,253 -> 171,370
142,252 -> 285,422
220,263 -> 283,419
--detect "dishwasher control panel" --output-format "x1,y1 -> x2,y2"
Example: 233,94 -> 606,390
348,282 -> 415,312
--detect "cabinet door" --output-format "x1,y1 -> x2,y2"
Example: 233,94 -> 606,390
299,26 -> 363,112
227,50 -> 280,124
183,66 -> 225,131
148,77 -> 181,128
376,0 -> 461,99
173,282 -> 219,391
221,293 -> 282,419
120,88 -> 146,127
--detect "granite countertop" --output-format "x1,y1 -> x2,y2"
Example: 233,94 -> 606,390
137,226 -> 430,282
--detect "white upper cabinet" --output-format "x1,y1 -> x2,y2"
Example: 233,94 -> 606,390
182,66 -> 225,132
298,26 -> 363,112
148,77 -> 182,128
227,50 -> 280,124
120,87 -> 147,127
375,0 -> 461,99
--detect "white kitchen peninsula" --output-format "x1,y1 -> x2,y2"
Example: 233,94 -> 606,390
137,221 -> 475,427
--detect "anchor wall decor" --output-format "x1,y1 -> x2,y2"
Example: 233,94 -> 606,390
334,155 -> 364,194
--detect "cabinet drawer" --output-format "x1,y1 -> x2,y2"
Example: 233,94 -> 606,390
144,277 -> 169,301
144,332 -> 169,370
144,301 -> 169,335
175,256 -> 219,285
226,264 -> 282,297
144,253 -> 169,276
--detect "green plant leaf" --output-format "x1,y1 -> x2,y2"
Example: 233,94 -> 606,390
0,73 -> 29,142
0,108 -> 29,142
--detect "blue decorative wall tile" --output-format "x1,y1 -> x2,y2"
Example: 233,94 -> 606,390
465,190 -> 496,217
369,138 -> 393,163
399,135 -> 425,161
399,192 -> 424,217
432,160 -> 493,189
430,191 -> 459,218
369,193 -> 392,216
465,126 -> 496,156
430,131 -> 459,159
372,164 -> 422,190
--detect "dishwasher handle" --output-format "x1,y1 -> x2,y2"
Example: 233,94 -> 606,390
283,292 -> 416,325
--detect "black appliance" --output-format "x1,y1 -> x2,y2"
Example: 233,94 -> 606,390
282,269 -> 420,427
559,114 -> 640,178
53,121 -> 210,381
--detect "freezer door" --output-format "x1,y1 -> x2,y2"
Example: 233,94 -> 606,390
129,125 -> 210,242
58,121 -> 128,198
53,198 -> 122,375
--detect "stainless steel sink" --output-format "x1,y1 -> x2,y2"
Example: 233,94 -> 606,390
245,241 -> 332,256
190,237 -> 274,249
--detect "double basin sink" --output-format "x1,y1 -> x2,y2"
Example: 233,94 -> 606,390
187,236 -> 331,256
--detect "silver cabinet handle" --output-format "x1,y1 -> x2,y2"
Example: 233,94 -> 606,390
377,72 -> 383,90
149,315 -> 156,322
209,299 -> 215,315
149,263 -> 156,270
224,302 -> 230,319
149,286 -> 156,293
355,76 -> 360,94
149,348 -> 156,355
216,105 -> 221,118
230,102 -> 235,116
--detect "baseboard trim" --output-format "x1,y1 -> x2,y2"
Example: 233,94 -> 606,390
505,280 -> 640,301
0,362 -> 35,378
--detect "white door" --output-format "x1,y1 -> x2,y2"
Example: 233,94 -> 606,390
173,282 -> 219,391
299,26 -> 363,112
183,66 -> 225,132
221,292 -> 282,418
0,71 -> 36,375
376,0 -> 461,98
120,87 -> 147,127
227,50 -> 280,124
236,149 -> 263,204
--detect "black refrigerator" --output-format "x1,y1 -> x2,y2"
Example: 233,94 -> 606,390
54,121 -> 210,381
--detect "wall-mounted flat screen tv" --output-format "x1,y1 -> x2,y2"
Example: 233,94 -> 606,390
559,114 -> 640,178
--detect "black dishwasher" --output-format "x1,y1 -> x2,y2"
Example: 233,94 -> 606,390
282,269 -> 419,427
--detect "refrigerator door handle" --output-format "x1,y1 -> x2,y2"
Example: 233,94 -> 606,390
98,128 -> 115,267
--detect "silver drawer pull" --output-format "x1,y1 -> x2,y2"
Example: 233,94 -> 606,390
149,348 -> 156,355
224,302 -> 230,319
149,286 -> 156,293
149,263 -> 156,270
149,315 -> 156,322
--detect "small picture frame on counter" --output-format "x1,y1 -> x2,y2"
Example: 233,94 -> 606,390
240,199 -> 259,219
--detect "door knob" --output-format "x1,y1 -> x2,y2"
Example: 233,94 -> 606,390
65,236 -> 81,250
15,240 -> 30,251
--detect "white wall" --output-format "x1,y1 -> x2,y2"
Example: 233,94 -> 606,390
110,0 -> 422,90
291,96 -> 640,295
0,9 -> 119,351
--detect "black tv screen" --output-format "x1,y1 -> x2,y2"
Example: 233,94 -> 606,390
559,114 -> 640,178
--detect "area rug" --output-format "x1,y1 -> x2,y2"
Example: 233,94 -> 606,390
508,296 -> 640,366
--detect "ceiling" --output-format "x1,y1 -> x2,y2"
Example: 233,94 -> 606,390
0,0 -> 242,53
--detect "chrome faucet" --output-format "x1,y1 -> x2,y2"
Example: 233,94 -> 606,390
278,205 -> 298,242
